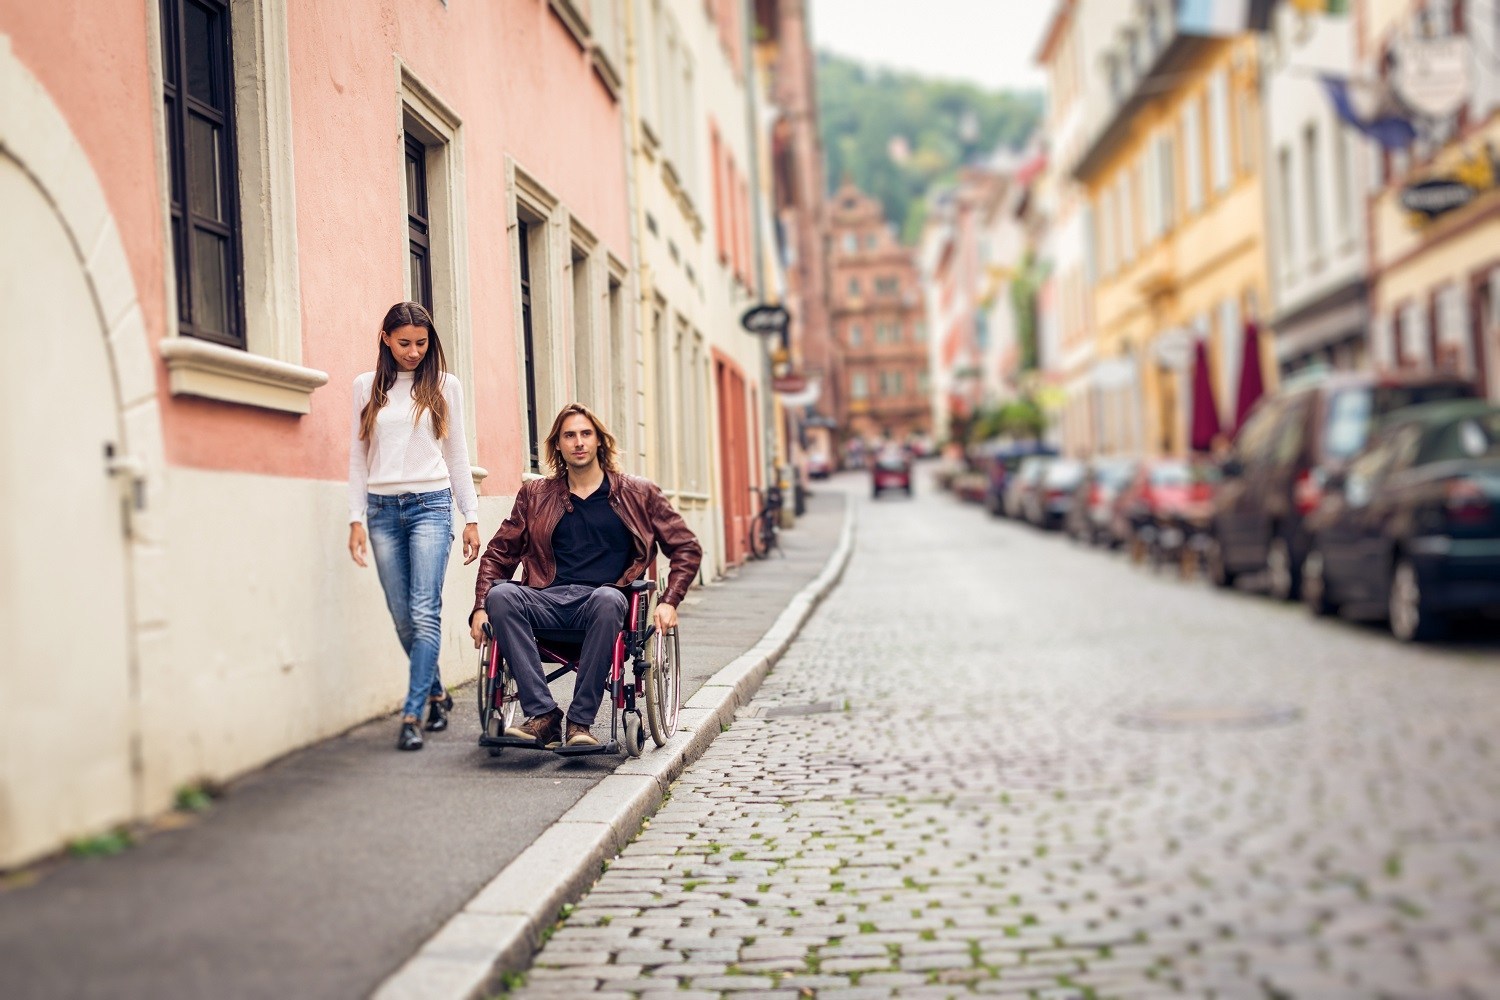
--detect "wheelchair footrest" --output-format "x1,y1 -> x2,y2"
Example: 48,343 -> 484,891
551,741 -> 618,757
478,734 -> 555,751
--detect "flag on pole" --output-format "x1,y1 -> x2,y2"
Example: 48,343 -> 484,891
1320,76 -> 1416,150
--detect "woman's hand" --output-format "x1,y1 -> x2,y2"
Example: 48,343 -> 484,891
348,522 -> 368,567
654,601 -> 678,634
462,523 -> 481,565
469,609 -> 489,649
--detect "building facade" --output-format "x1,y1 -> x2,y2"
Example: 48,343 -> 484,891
1263,0 -> 1371,378
1073,4 -> 1275,458
1361,0 -> 1500,400
0,0 -> 782,867
625,0 -> 768,573
752,0 -> 839,474
826,181 -> 930,448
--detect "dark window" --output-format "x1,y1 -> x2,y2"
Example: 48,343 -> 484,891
405,135 -> 433,312
162,0 -> 244,347
517,219 -> 540,473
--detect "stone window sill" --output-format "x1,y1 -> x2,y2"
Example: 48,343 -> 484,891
160,337 -> 328,414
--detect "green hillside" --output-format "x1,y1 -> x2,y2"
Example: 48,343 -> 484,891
815,51 -> 1043,243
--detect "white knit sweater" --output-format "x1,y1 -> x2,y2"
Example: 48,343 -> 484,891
348,371 -> 478,524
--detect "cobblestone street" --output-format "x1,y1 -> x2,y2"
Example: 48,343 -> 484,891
508,472 -> 1500,999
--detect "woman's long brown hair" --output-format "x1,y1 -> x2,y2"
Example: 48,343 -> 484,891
359,302 -> 449,441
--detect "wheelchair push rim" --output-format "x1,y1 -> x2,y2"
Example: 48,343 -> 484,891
645,625 -> 681,746
477,635 -> 522,740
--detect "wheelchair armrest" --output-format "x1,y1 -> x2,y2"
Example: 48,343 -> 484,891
482,622 -> 493,639
627,579 -> 655,593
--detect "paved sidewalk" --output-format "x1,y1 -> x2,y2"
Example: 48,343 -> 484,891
0,489 -> 848,1000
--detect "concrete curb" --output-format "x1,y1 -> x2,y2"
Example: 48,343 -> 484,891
372,498 -> 857,1000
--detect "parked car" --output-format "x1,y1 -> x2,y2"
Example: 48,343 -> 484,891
1302,401 -> 1500,641
1066,457 -> 1138,545
871,448 -> 913,497
1003,455 -> 1052,519
983,442 -> 1057,517
1023,458 -> 1086,529
1112,458 -> 1219,557
806,451 -> 831,480
1208,371 -> 1478,600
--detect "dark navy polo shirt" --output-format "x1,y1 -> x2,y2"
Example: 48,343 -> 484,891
551,475 -> 633,587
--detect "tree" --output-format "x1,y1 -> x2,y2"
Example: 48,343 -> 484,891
816,52 -> 1042,244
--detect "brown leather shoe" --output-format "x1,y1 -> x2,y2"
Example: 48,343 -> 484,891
505,707 -> 562,745
564,720 -> 600,747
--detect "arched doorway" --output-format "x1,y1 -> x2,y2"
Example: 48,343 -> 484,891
0,153 -> 136,867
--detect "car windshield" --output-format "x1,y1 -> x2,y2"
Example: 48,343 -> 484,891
1323,388 -> 1373,460
1148,462 -> 1190,486
1095,461 -> 1136,487
1420,411 -> 1500,462
876,455 -> 906,471
1045,460 -> 1084,486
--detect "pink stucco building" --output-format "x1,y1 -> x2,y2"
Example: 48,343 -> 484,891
0,0 -> 639,866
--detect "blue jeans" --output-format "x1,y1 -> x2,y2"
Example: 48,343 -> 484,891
367,489 -> 453,719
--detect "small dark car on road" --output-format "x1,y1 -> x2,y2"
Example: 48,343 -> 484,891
1208,371 -> 1477,600
1301,400 -> 1500,641
871,448 -> 913,498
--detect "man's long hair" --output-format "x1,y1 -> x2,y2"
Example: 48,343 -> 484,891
359,302 -> 449,441
544,403 -> 621,478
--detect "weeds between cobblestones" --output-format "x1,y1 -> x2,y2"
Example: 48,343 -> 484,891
499,491 -> 1500,999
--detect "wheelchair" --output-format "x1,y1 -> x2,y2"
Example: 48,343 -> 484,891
476,579 -> 682,758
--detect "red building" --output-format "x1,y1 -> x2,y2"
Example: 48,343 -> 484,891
828,182 -> 932,451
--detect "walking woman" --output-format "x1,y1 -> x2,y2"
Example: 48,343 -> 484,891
348,301 -> 481,751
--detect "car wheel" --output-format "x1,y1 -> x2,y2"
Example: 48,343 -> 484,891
1207,534 -> 1236,589
1266,535 -> 1301,602
1301,546 -> 1339,618
1389,558 -> 1446,642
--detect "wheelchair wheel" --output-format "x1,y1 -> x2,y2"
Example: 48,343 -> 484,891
477,637 -> 522,739
624,713 -> 645,758
644,626 -> 681,746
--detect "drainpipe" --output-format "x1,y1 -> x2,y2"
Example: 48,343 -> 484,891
741,0 -> 779,492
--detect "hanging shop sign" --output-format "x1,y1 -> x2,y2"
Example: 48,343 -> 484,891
739,303 -> 791,338
1401,142 -> 1498,225
775,376 -> 821,408
1401,179 -> 1474,218
1391,34 -> 1473,121
772,373 -> 808,394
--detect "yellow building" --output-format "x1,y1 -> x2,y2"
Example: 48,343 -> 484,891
1074,18 -> 1276,457
1362,1 -> 1500,399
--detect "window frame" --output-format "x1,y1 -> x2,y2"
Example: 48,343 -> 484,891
405,133 -> 434,313
162,0 -> 246,350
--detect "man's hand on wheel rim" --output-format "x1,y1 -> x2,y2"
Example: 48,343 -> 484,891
469,610 -> 488,649
654,602 -> 678,634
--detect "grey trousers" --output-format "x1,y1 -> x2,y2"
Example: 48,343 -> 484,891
484,583 -> 629,725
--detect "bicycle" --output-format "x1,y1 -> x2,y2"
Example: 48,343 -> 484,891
747,483 -> 784,560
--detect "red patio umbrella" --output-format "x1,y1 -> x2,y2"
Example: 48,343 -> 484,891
1189,339 -> 1221,454
1234,322 -> 1266,433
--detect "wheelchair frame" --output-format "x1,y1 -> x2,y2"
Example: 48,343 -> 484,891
476,579 -> 681,758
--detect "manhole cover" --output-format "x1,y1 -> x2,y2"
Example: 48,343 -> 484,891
1116,701 -> 1301,731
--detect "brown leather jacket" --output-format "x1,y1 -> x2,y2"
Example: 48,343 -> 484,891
471,472 -> 702,621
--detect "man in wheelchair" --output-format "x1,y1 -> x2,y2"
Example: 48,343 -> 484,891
468,403 -> 701,748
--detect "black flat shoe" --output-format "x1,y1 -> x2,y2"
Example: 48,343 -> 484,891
397,720 -> 424,751
424,692 -> 454,732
